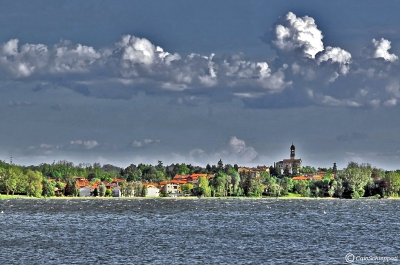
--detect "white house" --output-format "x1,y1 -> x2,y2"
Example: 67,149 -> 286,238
162,183 -> 180,197
79,187 -> 91,197
145,185 -> 160,197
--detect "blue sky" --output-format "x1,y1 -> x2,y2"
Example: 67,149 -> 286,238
1,0 -> 400,170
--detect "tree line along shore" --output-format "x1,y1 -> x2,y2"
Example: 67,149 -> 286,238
0,159 -> 399,199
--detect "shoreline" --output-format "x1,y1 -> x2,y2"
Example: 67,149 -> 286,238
0,194 -> 396,200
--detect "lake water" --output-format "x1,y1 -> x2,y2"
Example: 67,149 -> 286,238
0,198 -> 399,264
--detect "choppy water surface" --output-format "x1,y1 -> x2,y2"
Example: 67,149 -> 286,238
0,198 -> 399,264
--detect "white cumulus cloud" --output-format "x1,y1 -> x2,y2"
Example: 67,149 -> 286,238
372,38 -> 398,62
0,33 -> 293,96
221,55 -> 291,93
0,39 -> 49,77
0,39 -> 101,77
318,46 -> 352,75
274,11 -> 324,59
224,136 -> 258,163
52,41 -> 101,73
114,34 -> 181,78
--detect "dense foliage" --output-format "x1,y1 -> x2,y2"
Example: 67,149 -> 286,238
0,159 -> 399,199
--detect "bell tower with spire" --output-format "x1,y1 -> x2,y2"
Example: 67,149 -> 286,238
290,142 -> 295,159
275,143 -> 302,175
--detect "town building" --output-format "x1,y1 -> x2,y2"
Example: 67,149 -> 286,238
143,184 -> 160,197
79,187 -> 91,197
275,143 -> 302,175
162,183 -> 180,197
172,173 -> 215,184
292,172 -> 334,181
238,166 -> 270,178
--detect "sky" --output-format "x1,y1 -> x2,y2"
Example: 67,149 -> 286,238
1,0 -> 400,170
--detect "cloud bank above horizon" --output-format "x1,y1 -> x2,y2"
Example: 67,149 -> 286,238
0,11 -> 398,109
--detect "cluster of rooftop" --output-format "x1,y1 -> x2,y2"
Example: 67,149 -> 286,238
49,144 -> 333,198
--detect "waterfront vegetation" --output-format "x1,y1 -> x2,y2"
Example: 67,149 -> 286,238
0,159 -> 399,199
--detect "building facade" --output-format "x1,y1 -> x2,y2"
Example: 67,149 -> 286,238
275,143 -> 302,175
145,185 -> 160,197
162,183 -> 180,197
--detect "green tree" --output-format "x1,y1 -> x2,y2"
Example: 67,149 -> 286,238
64,175 -> 77,196
0,168 -> 6,193
310,179 -> 330,197
3,168 -> 20,195
156,161 -> 164,171
240,172 -> 264,197
125,182 -> 134,197
364,178 -> 377,197
210,171 -> 228,197
280,177 -> 294,195
175,164 -> 190,175
248,179 -> 265,197
16,169 -> 28,194
141,186 -> 148,197
294,180 -> 310,197
99,184 -> 106,197
328,180 -> 335,197
181,183 -> 194,195
386,171 -> 400,196
56,181 -> 65,192
217,159 -> 223,171
259,171 -> 271,182
229,169 -> 241,196
26,170 -> 43,197
333,179 -> 344,198
195,176 -> 211,197
336,162 -> 372,198
264,176 -> 280,197
42,178 -> 55,197
299,166 -> 316,174
134,182 -> 143,197
154,170 -> 166,183
204,164 -> 211,173
87,172 -> 97,181
314,186 -> 320,197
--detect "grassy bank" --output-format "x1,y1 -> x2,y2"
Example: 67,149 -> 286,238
1,193 -> 395,200
0,194 -> 325,200
0,194 -> 38,200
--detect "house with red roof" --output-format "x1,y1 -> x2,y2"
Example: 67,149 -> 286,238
292,172 -> 334,181
161,182 -> 180,197
172,173 -> 214,184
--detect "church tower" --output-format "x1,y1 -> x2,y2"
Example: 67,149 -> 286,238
290,143 -> 295,159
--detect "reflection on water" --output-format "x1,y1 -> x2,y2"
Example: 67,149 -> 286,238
0,199 -> 399,264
